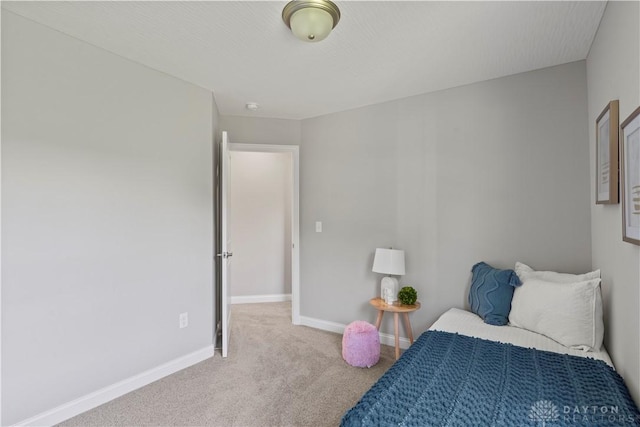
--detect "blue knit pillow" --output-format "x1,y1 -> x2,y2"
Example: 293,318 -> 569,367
468,262 -> 521,326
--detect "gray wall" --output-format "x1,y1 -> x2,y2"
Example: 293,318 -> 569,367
219,116 -> 301,146
1,12 -> 216,425
587,1 -> 640,404
300,61 -> 592,338
229,152 -> 292,297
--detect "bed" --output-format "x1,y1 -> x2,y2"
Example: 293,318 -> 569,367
341,307 -> 640,426
343,261 -> 640,426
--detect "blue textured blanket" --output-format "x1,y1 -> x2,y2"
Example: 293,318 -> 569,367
341,331 -> 640,426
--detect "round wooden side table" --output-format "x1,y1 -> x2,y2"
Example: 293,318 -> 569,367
369,297 -> 421,360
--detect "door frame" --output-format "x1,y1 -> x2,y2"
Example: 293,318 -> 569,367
228,143 -> 301,325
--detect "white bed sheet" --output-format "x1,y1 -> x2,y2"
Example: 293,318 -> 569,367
429,308 -> 613,367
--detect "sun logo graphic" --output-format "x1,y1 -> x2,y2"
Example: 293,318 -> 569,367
529,400 -> 560,426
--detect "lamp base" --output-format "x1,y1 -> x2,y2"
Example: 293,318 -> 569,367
381,276 -> 399,304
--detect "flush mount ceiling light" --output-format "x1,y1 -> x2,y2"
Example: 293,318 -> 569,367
282,0 -> 341,42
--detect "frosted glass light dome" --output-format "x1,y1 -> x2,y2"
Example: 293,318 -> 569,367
282,0 -> 341,43
290,7 -> 333,42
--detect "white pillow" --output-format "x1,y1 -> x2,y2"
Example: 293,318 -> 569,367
509,278 -> 603,351
509,263 -> 603,351
515,262 -> 600,283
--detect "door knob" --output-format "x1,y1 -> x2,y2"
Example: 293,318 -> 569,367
216,252 -> 234,258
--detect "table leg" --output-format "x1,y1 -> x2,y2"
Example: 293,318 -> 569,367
375,310 -> 383,330
394,312 -> 400,360
402,312 -> 414,344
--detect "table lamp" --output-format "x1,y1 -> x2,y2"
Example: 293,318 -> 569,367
372,248 -> 405,304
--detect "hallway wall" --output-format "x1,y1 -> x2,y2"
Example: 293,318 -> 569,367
229,151 -> 292,300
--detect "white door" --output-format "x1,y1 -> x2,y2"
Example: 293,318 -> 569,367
220,131 -> 232,357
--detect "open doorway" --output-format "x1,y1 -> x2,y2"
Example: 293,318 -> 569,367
227,143 -> 300,325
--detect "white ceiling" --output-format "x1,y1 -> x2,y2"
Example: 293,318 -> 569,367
2,1 -> 606,120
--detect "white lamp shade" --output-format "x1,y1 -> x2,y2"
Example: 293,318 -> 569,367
290,7 -> 334,42
372,248 -> 405,275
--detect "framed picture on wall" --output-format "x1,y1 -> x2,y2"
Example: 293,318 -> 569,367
596,100 -> 619,204
620,106 -> 640,245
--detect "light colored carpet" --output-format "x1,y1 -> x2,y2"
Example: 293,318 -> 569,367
58,302 -> 396,426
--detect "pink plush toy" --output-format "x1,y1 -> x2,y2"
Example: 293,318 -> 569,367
342,321 -> 380,368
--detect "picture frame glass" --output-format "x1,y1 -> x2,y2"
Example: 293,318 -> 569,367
595,100 -> 619,204
623,111 -> 640,243
597,109 -> 611,200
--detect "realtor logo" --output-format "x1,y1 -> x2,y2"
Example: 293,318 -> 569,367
529,400 -> 560,426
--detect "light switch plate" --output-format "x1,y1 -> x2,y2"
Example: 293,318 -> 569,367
315,221 -> 322,232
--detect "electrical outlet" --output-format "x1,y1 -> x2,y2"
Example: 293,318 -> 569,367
179,312 -> 188,329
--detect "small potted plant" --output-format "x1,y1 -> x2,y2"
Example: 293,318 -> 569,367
398,286 -> 418,305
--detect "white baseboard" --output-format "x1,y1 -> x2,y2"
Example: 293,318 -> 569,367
13,345 -> 215,427
231,294 -> 291,304
298,316 -> 411,349
379,331 -> 411,349
299,316 -> 346,334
